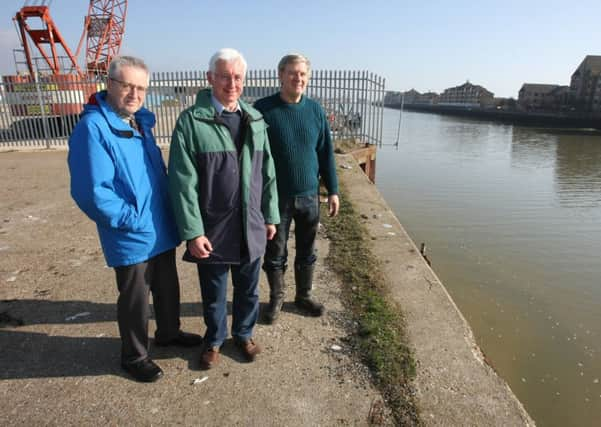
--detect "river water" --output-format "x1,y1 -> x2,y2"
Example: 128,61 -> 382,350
375,108 -> 601,426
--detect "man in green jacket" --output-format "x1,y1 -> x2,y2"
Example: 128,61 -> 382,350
168,48 -> 279,370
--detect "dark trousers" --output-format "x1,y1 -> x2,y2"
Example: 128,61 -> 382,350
263,194 -> 320,272
114,249 -> 181,363
196,257 -> 261,348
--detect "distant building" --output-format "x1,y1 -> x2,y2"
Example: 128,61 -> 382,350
384,91 -> 403,106
518,83 -> 566,111
439,81 -> 494,107
595,79 -> 601,112
401,89 -> 420,104
493,97 -> 517,110
414,91 -> 439,105
384,89 -> 439,106
551,86 -> 570,111
569,55 -> 601,112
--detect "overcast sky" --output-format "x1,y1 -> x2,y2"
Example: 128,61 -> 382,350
1,0 -> 600,98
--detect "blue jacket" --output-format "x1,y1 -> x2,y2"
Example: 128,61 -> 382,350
68,91 -> 180,267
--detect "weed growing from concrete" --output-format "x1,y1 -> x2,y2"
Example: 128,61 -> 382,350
322,187 -> 421,426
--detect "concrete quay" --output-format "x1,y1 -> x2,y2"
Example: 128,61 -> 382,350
0,149 -> 535,425
337,152 -> 534,425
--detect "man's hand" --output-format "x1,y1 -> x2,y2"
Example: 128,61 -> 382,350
266,224 -> 276,240
187,235 -> 213,259
328,194 -> 340,217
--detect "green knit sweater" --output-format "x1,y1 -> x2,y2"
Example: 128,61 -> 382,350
254,93 -> 339,198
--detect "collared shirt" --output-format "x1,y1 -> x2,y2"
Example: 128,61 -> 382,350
211,94 -> 243,154
120,116 -> 138,132
211,95 -> 241,115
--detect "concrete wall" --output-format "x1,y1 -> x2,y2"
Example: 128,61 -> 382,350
337,153 -> 535,426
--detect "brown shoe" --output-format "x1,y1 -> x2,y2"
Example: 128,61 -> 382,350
200,346 -> 220,370
235,338 -> 262,362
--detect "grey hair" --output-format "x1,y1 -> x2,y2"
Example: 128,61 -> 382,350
108,56 -> 149,80
277,53 -> 311,75
209,48 -> 248,74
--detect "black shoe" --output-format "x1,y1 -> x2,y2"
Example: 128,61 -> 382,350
294,297 -> 325,317
262,298 -> 284,325
155,330 -> 203,347
121,358 -> 163,382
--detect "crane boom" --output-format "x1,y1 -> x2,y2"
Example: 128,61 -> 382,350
12,0 -> 128,77
85,0 -> 128,76
4,1 -> 129,119
14,4 -> 84,76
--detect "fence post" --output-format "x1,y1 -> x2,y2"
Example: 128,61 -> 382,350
33,73 -> 51,149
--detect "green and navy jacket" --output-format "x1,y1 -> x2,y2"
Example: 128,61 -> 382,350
168,88 -> 279,264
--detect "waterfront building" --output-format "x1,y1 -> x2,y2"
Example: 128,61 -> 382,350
569,55 -> 601,112
384,89 -> 439,106
384,91 -> 403,105
518,83 -> 568,111
401,89 -> 420,104
595,77 -> 601,112
438,81 -> 494,108
414,91 -> 439,105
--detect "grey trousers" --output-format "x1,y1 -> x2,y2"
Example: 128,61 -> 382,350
114,249 -> 181,363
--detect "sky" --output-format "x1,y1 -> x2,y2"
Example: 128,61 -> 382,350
1,0 -> 600,98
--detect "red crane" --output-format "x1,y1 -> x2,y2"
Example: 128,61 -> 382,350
13,1 -> 83,77
80,0 -> 128,76
13,0 -> 128,77
4,0 -> 128,117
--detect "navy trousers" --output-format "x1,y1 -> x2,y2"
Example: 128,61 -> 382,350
196,257 -> 261,348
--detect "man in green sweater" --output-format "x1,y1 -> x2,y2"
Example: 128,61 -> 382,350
254,53 -> 339,324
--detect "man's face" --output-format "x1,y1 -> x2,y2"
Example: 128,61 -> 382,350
207,59 -> 245,110
106,65 -> 148,116
279,61 -> 309,100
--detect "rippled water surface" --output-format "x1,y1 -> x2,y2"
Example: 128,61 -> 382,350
376,108 -> 601,426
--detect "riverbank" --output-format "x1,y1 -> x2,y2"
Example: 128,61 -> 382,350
388,103 -> 601,130
334,152 -> 534,425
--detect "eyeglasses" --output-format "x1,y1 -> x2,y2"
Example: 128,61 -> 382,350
214,73 -> 244,84
110,78 -> 148,93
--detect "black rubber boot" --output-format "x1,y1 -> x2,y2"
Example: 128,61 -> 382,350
294,264 -> 324,317
263,269 -> 286,324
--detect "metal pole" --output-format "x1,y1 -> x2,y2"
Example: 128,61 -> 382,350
33,71 -> 51,149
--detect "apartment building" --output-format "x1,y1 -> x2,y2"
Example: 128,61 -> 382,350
518,84 -> 568,111
570,55 -> 601,112
438,81 -> 494,107
384,89 -> 439,106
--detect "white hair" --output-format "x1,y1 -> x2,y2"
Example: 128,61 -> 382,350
108,55 -> 149,80
208,48 -> 248,74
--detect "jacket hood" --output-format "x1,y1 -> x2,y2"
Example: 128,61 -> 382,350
82,91 -> 156,132
192,88 -> 262,121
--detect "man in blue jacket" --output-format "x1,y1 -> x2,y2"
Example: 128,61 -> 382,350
68,56 -> 201,382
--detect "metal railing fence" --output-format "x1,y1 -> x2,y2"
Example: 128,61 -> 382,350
0,69 -> 385,149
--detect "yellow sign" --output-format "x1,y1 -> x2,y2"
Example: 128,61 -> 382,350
26,105 -> 52,115
13,83 -> 59,92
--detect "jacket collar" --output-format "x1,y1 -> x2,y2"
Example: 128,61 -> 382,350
84,91 -> 156,133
